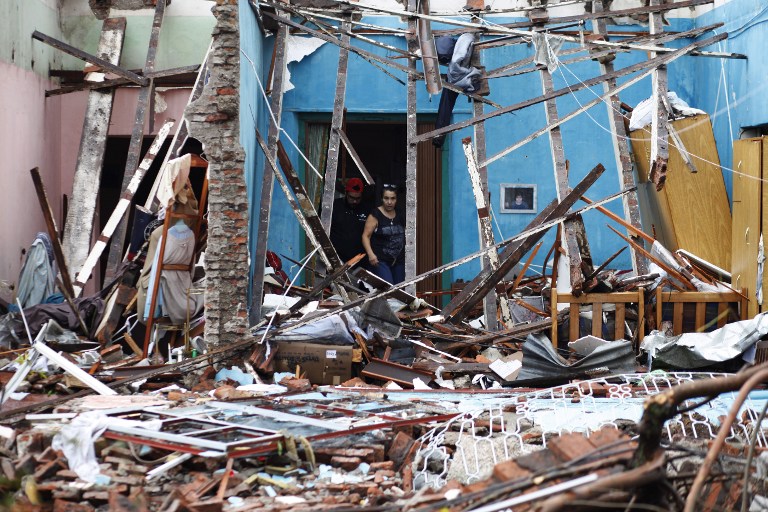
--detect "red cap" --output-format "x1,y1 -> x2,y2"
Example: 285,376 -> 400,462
345,178 -> 364,193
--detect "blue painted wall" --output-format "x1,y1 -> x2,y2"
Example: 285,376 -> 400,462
240,6 -> 760,288
239,2 -> 264,309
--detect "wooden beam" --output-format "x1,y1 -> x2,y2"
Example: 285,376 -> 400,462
72,120 -> 174,297
276,183 -> 632,336
105,0 -> 166,282
462,137 -> 513,328
481,25 -> 720,168
592,0 -> 649,275
320,14 -> 352,232
443,164 -> 607,323
262,9 -> 498,107
329,0 -> 733,58
32,29 -> 147,86
336,128 -> 374,184
530,10 -> 591,295
485,23 -> 722,80
273,140 -> 343,270
648,0 -> 670,191
404,11 -> 418,295
432,0 -> 716,36
250,20 -> 288,323
61,18 -> 127,285
413,33 -> 727,144
30,168 -> 76,299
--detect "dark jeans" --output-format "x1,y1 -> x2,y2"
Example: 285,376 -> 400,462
369,261 -> 405,285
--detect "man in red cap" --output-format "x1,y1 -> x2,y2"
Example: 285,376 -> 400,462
330,177 -> 370,264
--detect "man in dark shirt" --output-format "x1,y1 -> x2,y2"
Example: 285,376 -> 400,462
330,178 -> 369,263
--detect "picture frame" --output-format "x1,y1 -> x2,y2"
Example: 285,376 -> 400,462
500,184 -> 537,214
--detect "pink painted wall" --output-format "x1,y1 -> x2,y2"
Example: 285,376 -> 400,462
0,68 -> 191,303
0,61 -> 62,304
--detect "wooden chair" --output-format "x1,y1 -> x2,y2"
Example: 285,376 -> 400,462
550,289 -> 645,349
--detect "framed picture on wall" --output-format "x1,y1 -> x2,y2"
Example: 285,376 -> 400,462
500,184 -> 537,213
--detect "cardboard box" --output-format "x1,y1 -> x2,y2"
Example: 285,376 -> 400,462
273,342 -> 353,385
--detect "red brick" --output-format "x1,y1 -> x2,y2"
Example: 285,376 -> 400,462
330,456 -> 362,471
53,500 -> 95,512
547,433 -> 597,462
492,460 -> 531,482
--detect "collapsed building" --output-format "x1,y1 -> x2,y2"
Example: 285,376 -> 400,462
2,0 -> 768,510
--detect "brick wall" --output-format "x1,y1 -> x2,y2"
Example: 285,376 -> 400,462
186,0 -> 249,346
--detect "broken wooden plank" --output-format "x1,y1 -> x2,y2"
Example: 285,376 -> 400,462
32,29 -> 147,86
72,120 -> 174,297
607,225 -> 695,290
270,139 -> 343,271
331,0 -> 735,58
462,137 -> 512,328
44,64 -> 201,97
480,26 -> 720,169
262,8 -> 498,107
405,14 -> 418,295
289,253 -> 365,314
413,33 -> 727,144
30,168 -> 76,299
648,0 -> 670,191
250,20 -> 288,323
33,341 -> 118,396
105,0 -> 167,282
61,18 -> 127,284
591,0 -> 649,276
275,186 -> 631,336
443,164 -> 607,323
337,128 -> 374,185
320,13 -> 352,233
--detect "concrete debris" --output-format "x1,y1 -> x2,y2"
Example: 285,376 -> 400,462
1,0 -> 763,510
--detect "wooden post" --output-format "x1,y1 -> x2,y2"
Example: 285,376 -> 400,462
648,0 -> 670,191
72,120 -> 174,297
61,18 -> 127,284
250,19 -> 288,324
592,0 -> 649,275
319,13 -> 351,232
404,7 -> 419,295
105,0 -> 166,281
463,137 -> 513,328
30,168 -> 76,299
443,164 -> 606,323
530,10 -> 592,295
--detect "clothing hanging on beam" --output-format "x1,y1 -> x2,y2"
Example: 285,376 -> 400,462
434,34 -> 481,148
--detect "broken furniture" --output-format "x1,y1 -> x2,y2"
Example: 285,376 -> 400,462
630,114 -> 732,271
142,154 -> 208,358
550,289 -> 645,349
732,135 -> 768,318
654,288 -> 748,335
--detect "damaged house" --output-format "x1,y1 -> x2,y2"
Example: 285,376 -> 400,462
2,0 -> 768,510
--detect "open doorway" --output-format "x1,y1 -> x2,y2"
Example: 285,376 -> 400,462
304,119 -> 443,294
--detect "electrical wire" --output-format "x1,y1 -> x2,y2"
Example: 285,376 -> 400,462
545,36 -> 768,185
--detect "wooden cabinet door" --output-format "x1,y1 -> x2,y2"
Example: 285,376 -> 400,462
732,138 -> 763,317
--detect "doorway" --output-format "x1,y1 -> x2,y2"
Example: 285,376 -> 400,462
304,119 -> 443,294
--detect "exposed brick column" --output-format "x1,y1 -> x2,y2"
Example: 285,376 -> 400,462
186,0 -> 249,347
